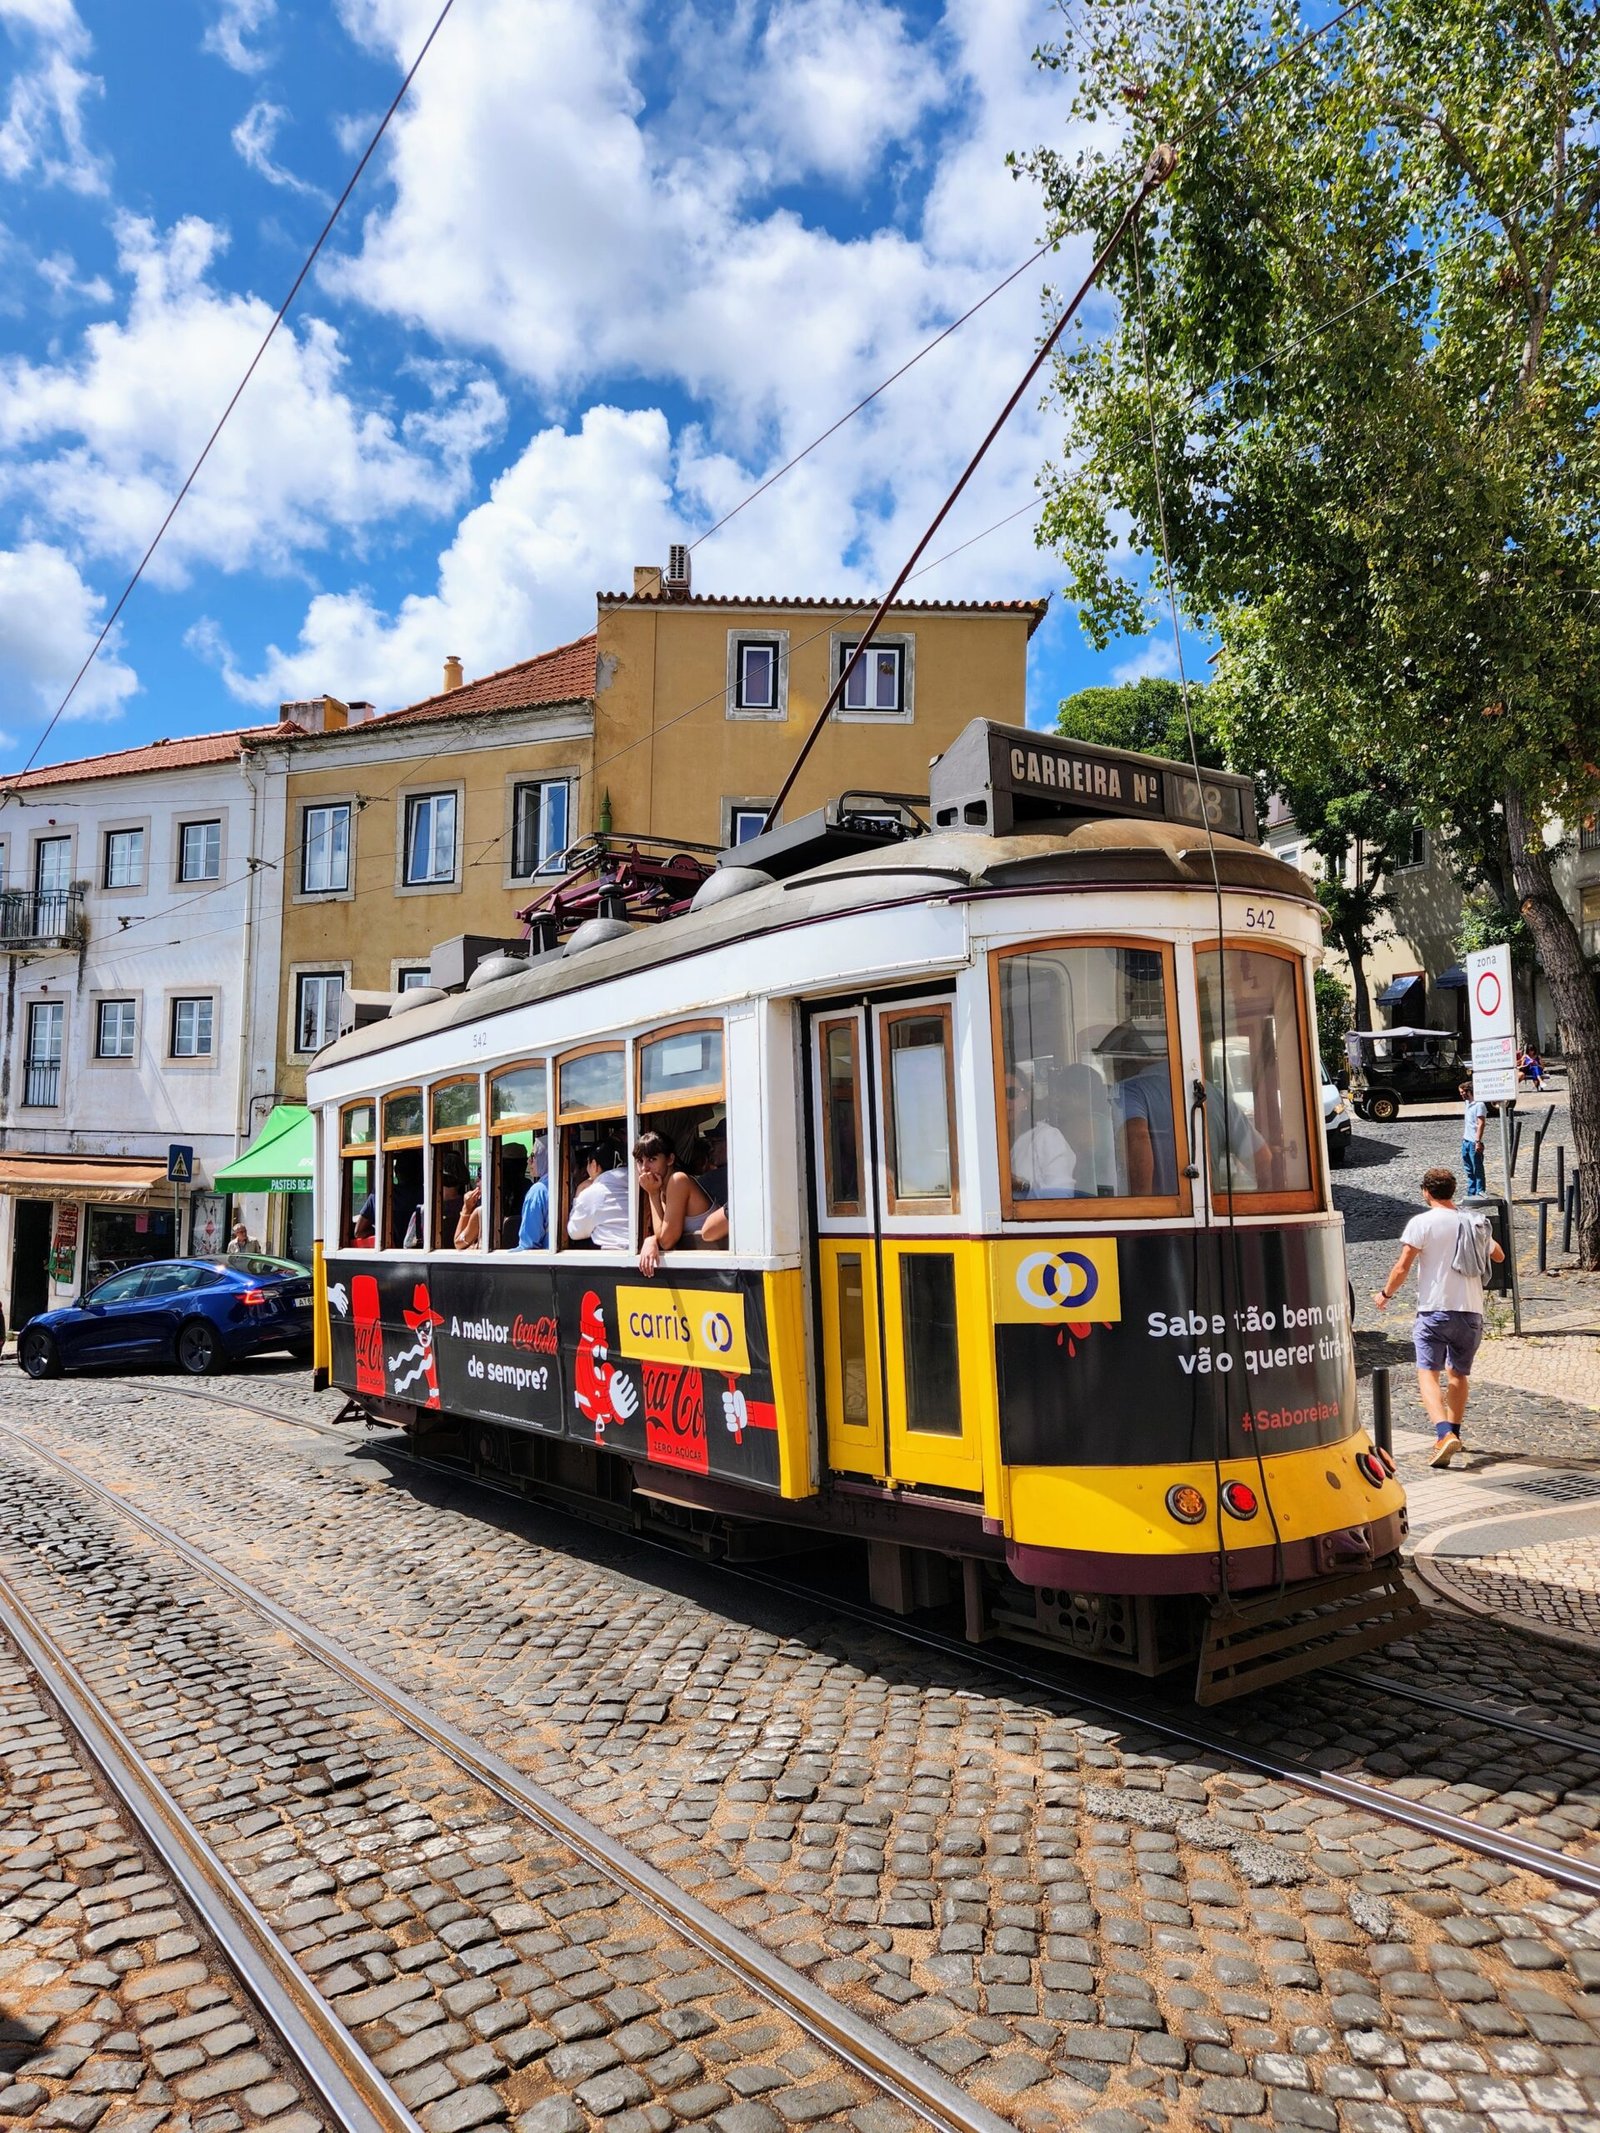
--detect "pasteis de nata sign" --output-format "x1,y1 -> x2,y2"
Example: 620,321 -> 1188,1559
991,1239 -> 1122,1324
615,1286 -> 752,1373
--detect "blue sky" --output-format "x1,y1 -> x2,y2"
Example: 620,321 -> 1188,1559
0,0 -> 1192,769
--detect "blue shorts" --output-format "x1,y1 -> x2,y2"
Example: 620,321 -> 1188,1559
1414,1310 -> 1484,1377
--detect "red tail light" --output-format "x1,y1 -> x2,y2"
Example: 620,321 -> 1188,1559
1355,1451 -> 1385,1487
240,1287 -> 267,1306
1220,1480 -> 1258,1520
1374,1445 -> 1396,1477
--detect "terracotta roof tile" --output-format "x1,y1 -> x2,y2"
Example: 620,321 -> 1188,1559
0,723 -> 302,793
598,591 -> 1049,633
369,634 -> 598,728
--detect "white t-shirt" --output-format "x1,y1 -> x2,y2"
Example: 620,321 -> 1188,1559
1401,1206 -> 1485,1313
567,1167 -> 631,1250
1012,1122 -> 1076,1197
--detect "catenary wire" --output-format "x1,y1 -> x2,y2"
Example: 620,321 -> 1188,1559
10,0 -> 460,784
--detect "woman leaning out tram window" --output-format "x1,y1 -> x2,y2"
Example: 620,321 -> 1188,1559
633,1021 -> 730,1272
1195,944 -> 1318,1208
996,943 -> 1187,1213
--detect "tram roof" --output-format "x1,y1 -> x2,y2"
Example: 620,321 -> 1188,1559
312,818 -> 1311,1082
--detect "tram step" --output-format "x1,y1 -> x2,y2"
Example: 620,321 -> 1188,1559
1194,1564 -> 1429,1704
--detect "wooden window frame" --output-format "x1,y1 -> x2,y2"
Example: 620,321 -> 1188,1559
429,1074 -> 482,1142
488,1058 -> 549,1136
817,1014 -> 866,1219
555,1042 -> 626,1124
339,1149 -> 376,1250
989,937 -> 1193,1223
636,1018 -> 724,1116
1195,937 -> 1323,1217
340,1101 -> 376,1155
878,1001 -> 960,1219
381,1086 -> 425,1149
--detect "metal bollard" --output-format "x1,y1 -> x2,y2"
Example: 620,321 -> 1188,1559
1538,1198 -> 1549,1274
1556,1144 -> 1566,1207
1564,1179 -> 1578,1256
1509,1114 -> 1524,1177
1529,1104 -> 1556,1195
1371,1366 -> 1392,1456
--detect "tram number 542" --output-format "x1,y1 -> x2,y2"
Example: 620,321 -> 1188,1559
1243,905 -> 1277,932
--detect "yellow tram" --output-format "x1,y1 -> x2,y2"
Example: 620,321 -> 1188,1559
306,720 -> 1417,1699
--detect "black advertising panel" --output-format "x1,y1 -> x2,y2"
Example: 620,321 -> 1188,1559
994,1223 -> 1354,1467
325,1255 -> 783,1492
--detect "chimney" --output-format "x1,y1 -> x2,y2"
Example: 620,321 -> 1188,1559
345,701 -> 375,726
443,654 -> 464,692
632,565 -> 662,599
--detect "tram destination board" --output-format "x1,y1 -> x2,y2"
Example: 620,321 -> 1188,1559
994,1222 -> 1354,1467
325,1256 -> 784,1491
929,718 -> 1259,843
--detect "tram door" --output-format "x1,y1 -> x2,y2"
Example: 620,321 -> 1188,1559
809,1000 -> 984,1496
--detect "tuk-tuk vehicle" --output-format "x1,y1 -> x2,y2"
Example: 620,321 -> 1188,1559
1344,1026 -> 1467,1122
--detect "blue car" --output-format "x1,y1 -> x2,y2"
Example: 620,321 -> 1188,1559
17,1254 -> 314,1380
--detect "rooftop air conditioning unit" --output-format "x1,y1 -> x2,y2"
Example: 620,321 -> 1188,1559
665,544 -> 692,596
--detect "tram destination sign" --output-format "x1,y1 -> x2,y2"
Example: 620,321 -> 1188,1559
929,719 -> 1259,844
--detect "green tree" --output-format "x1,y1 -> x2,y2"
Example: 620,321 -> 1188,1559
1019,0 -> 1600,1262
1314,969 -> 1354,1084
1055,676 -> 1228,768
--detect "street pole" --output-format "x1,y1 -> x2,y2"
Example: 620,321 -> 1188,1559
1499,1105 -> 1524,1334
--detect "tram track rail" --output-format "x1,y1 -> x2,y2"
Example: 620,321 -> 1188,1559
0,1413 -> 1026,2133
0,1554 -> 422,2133
25,1380 -> 1600,1897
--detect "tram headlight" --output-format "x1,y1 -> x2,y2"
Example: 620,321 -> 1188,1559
1219,1480 -> 1258,1521
1165,1483 -> 1207,1525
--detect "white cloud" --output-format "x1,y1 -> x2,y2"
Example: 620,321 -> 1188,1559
35,246 -> 111,305
1111,635 -> 1181,685
231,100 -> 331,201
197,404 -> 676,709
0,0 -> 107,193
0,213 -> 506,584
202,0 -> 276,73
0,540 -> 137,720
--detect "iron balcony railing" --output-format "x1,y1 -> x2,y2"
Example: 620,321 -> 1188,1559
23,1061 -> 61,1108
0,885 -> 86,948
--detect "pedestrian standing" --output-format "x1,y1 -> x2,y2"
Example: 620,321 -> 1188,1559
1459,1077 -> 1487,1197
1373,1166 -> 1504,1467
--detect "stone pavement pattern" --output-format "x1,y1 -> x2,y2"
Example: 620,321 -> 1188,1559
9,1386 -> 1600,2133
0,1641 -> 324,2133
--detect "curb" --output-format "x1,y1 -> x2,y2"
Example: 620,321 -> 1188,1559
1408,1498 -> 1600,1658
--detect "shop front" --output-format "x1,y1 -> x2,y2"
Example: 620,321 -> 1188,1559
0,1154 -> 173,1331
214,1106 -> 314,1266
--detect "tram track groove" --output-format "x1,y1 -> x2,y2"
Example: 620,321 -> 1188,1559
0,1553 -> 421,2133
0,1415 -> 1027,2133
36,1378 -> 1600,1894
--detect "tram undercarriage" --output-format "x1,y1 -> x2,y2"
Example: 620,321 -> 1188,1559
368,1401 -> 1426,1704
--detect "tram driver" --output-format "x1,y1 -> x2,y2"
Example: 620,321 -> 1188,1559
1004,1070 -> 1076,1198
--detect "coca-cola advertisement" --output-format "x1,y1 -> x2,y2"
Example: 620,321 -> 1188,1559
324,1256 -> 783,1492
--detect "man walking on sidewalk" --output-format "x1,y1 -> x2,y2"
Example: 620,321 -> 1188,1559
1460,1076 -> 1488,1197
1373,1166 -> 1505,1466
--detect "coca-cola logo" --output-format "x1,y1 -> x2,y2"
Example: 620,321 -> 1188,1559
355,1320 -> 384,1375
512,1313 -> 558,1354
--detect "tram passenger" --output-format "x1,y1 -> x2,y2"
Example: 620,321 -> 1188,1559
1099,1025 -> 1178,1196
1004,1070 -> 1075,1198
634,1131 -> 721,1276
691,1111 -> 731,1246
454,1183 -> 483,1250
516,1136 -> 549,1251
1056,1064 -> 1117,1195
566,1141 -> 629,1250
351,1208 -> 375,1248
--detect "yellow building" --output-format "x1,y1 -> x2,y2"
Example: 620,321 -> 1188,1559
253,570 -> 1045,1126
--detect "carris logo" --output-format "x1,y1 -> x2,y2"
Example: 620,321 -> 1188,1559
1015,1250 -> 1102,1312
700,1309 -> 735,1356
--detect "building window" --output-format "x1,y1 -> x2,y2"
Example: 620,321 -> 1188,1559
97,1000 -> 137,1059
1399,823 -> 1427,871
726,630 -> 787,719
170,997 -> 214,1059
296,973 -> 343,1053
103,828 -> 144,889
301,804 -> 351,893
397,967 -> 433,992
24,1000 -> 63,1107
35,836 -> 72,896
512,779 -> 570,877
1580,816 -> 1600,854
837,638 -> 908,719
727,804 -> 771,847
403,792 -> 457,885
179,820 -> 221,882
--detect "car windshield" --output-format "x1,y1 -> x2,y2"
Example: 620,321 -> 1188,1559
210,1254 -> 309,1278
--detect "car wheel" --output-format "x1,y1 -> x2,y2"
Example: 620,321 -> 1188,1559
19,1330 -> 61,1379
175,1318 -> 225,1376
1368,1093 -> 1400,1124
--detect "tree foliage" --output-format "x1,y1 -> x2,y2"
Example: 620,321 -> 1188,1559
1055,676 -> 1228,768
1018,0 -> 1600,1258
1314,968 -> 1355,1083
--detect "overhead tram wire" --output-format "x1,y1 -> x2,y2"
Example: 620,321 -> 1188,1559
11,0 -> 461,785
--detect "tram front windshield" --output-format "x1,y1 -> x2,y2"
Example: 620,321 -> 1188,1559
998,945 -> 1179,1204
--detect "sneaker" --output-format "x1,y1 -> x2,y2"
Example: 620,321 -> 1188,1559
1430,1432 -> 1462,1468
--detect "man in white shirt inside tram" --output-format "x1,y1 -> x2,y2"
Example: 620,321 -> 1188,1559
566,1140 -> 630,1250
1004,1069 -> 1077,1198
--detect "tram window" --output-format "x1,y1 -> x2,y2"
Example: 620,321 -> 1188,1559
836,1254 -> 870,1428
819,1019 -> 864,1217
637,1023 -> 728,1248
996,943 -> 1185,1213
881,1007 -> 957,1215
430,1078 -> 482,1249
1196,947 -> 1314,1204
557,1046 -> 624,1119
340,1102 -> 377,1248
639,1025 -> 722,1108
384,1149 -> 424,1248
900,1254 -> 962,1436
488,1061 -> 549,1250
490,1061 -> 546,1128
383,1089 -> 424,1142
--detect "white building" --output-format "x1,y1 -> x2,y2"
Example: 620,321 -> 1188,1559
0,726 -> 292,1329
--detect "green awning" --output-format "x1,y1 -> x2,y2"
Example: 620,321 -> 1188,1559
214,1105 -> 314,1194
